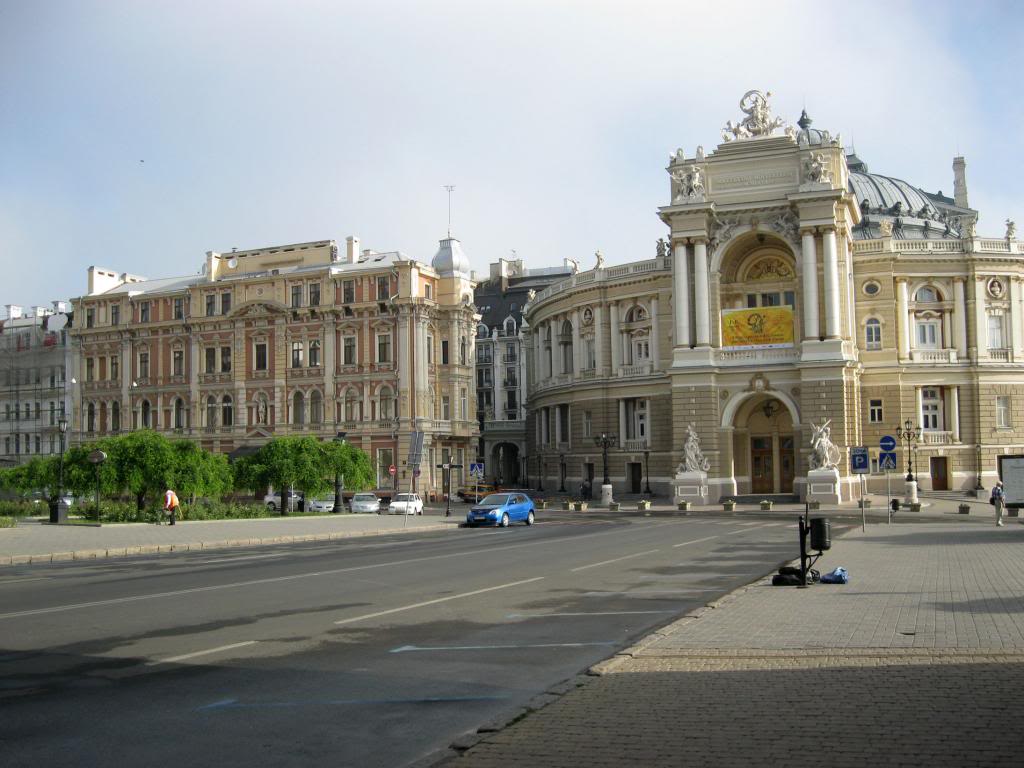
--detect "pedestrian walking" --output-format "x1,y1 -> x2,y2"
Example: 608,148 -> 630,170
991,480 -> 1006,526
164,488 -> 180,526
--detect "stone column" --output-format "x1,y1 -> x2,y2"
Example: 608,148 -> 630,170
974,277 -> 988,359
896,279 -> 910,360
609,302 -> 621,374
571,309 -> 582,377
534,327 -> 543,384
594,304 -> 605,374
555,404 -> 562,446
323,315 -> 336,422
822,228 -> 841,338
649,296 -> 660,370
397,312 -> 410,419
801,230 -> 819,339
694,239 -> 710,346
954,278 -> 968,358
949,386 -> 960,443
618,399 -> 627,448
673,241 -> 691,348
1010,277 -> 1024,360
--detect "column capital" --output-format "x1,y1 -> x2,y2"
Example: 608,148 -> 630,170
800,227 -> 817,237
895,277 -> 909,285
952,276 -> 966,284
691,236 -> 709,246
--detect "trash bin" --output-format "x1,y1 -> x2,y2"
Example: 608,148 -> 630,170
890,498 -> 900,515
809,517 -> 831,551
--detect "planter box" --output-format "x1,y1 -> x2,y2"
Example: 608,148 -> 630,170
760,501 -> 773,511
723,501 -> 736,512
808,501 -> 821,511
562,501 -> 572,511
637,500 -> 651,511
536,500 -> 547,510
573,501 -> 588,512
608,502 -> 620,511
958,504 -> 971,515
909,502 -> 922,513
677,501 -> 691,511
1009,508 -> 1020,518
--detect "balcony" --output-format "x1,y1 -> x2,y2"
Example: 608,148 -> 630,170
988,349 -> 1011,362
623,438 -> 649,452
483,417 -> 525,433
716,348 -> 800,366
920,431 -> 954,446
502,353 -> 518,363
910,349 -> 958,364
502,379 -> 519,389
618,363 -> 652,378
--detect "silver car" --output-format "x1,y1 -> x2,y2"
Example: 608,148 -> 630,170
350,493 -> 382,514
306,496 -> 335,513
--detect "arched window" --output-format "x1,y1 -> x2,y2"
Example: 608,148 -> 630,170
477,323 -> 489,339
559,319 -> 574,374
344,388 -> 359,421
174,398 -> 185,429
222,395 -> 233,426
292,391 -> 305,425
309,390 -> 323,424
87,402 -> 95,433
206,395 -> 218,427
111,402 -> 121,432
141,400 -> 151,428
378,385 -> 393,420
865,318 -> 882,350
916,286 -> 939,303
504,317 -> 516,335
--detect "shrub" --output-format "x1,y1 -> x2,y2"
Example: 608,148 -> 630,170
0,500 -> 38,518
0,516 -> 15,528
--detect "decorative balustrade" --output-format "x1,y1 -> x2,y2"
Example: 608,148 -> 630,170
618,363 -> 653,377
623,439 -> 649,452
920,431 -> 953,446
988,349 -> 1011,362
910,349 -> 958,364
716,348 -> 800,365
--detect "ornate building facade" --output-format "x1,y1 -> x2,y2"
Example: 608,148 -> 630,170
526,92 -> 1023,500
70,237 -> 479,495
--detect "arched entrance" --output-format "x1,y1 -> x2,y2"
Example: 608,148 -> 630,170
729,394 -> 797,495
490,442 -> 521,487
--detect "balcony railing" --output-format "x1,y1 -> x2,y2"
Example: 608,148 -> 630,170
502,353 -> 518,362
988,348 -> 1011,362
910,349 -> 958,364
618,363 -> 652,378
920,430 -> 954,446
623,438 -> 649,452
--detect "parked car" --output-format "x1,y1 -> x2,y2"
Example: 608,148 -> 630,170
458,483 -> 496,503
263,490 -> 304,512
350,492 -> 382,514
466,492 -> 535,527
306,495 -> 335,513
388,493 -> 424,515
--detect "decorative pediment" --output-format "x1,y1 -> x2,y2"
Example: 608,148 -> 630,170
228,300 -> 288,319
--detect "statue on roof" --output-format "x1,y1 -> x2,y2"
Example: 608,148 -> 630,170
566,257 -> 579,274
1006,219 -> 1017,240
722,90 -> 788,142
594,250 -> 605,270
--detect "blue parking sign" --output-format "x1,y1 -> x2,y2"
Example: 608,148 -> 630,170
851,446 -> 870,474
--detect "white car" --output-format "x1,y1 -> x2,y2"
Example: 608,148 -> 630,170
306,496 -> 335,513
388,493 -> 424,515
350,493 -> 382,514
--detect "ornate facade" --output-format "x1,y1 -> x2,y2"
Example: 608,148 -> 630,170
526,93 -> 1023,500
70,237 -> 479,495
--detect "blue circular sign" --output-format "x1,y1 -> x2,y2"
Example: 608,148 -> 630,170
880,435 -> 897,452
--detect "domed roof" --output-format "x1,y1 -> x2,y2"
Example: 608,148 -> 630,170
848,172 -> 939,219
794,110 -> 834,148
432,237 -> 472,276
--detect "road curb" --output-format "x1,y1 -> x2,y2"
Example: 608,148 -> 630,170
1,523 -> 459,565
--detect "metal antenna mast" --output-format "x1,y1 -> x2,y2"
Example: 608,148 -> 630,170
443,185 -> 455,237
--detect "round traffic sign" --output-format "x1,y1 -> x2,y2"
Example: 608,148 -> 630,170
388,464 -> 397,476
413,468 -> 421,477
879,435 -> 897,452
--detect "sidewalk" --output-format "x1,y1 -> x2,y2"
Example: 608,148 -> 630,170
434,520 -> 1024,767
0,514 -> 461,565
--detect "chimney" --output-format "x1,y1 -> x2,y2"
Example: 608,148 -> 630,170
205,251 -> 220,282
87,266 -> 120,295
346,236 -> 360,264
5,304 -> 23,320
953,156 -> 969,209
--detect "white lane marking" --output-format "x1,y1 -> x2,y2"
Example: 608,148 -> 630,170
583,589 -> 717,596
569,549 -> 660,573
506,610 -> 672,619
391,641 -> 614,653
672,535 -> 720,548
722,522 -> 776,535
333,577 -> 545,626
0,577 -> 49,585
191,553 -> 287,565
0,523 -> 669,621
145,640 -> 257,667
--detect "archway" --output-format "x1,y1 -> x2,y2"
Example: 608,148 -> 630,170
490,442 -> 521,487
723,392 -> 798,495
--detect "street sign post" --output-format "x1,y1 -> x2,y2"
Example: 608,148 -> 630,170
388,464 -> 396,476
852,447 -> 870,532
879,435 -> 897,452
879,452 -> 897,471
879,437 -> 897,525
436,463 -> 464,517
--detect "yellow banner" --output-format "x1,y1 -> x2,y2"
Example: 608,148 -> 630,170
721,306 -> 794,349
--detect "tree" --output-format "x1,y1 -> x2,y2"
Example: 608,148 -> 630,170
168,440 -> 233,505
320,441 -> 374,497
104,430 -> 176,510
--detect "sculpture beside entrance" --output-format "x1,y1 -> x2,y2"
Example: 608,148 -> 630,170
805,420 -> 844,504
672,423 -> 710,504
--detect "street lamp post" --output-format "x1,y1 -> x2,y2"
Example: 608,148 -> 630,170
559,453 -> 566,493
52,417 -> 69,524
538,452 -> 545,492
332,431 -> 347,513
643,449 -> 652,495
594,433 -> 617,506
896,419 -> 922,504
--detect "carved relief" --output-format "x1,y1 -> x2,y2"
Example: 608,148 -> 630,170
802,153 -> 832,185
745,257 -> 794,281
671,165 -> 705,203
769,210 -> 800,243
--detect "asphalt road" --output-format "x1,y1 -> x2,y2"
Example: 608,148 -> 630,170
1,513 -> 808,767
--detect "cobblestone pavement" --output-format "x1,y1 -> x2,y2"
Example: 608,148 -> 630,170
433,522 -> 1024,767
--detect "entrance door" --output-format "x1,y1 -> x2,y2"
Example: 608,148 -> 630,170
930,457 -> 948,491
780,436 -> 795,493
751,436 -> 773,494
628,462 -> 642,493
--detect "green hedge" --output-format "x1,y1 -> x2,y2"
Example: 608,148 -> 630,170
0,501 -> 39,518
0,516 -> 15,528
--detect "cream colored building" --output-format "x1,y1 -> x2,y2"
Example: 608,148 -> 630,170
526,93 -> 1022,500
70,236 -> 479,496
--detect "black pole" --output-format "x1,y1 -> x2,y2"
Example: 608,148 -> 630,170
643,450 -> 652,495
94,463 -> 100,520
602,443 -> 610,485
559,454 -> 566,493
445,466 -> 451,517
53,429 -> 66,524
798,505 -> 809,588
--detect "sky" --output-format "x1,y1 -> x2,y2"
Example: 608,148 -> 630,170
2,0 -> 1022,312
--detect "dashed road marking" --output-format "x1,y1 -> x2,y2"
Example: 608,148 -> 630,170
145,640 -> 257,667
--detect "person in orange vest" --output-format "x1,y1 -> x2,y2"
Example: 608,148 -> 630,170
164,488 -> 180,526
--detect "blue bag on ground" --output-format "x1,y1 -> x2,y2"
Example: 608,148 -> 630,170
821,567 -> 849,584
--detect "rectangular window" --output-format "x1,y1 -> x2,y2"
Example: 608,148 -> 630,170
585,339 -> 596,369
255,343 -> 268,371
426,335 -> 433,365
869,399 -> 883,423
221,346 -> 231,372
309,340 -> 321,367
206,295 -> 216,316
996,396 -> 1012,428
583,410 -> 592,437
221,292 -> 231,315
174,297 -> 184,320
505,367 -> 517,387
291,341 -> 304,368
110,305 -> 120,326
343,336 -> 356,365
377,333 -> 391,363
424,284 -> 432,300
139,302 -> 150,322
442,395 -> 451,421
291,285 -> 302,308
86,358 -> 94,382
921,387 -> 942,430
442,340 -> 449,365
377,275 -> 389,300
865,321 -> 882,350
173,350 -> 184,376
110,355 -> 119,381
309,283 -> 320,307
139,352 -> 149,379
988,315 -> 1005,349
461,388 -> 468,420
205,347 -> 216,373
916,320 -> 939,348
342,280 -> 355,304
86,308 -> 95,328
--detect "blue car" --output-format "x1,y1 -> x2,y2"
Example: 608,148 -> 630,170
466,492 -> 536,528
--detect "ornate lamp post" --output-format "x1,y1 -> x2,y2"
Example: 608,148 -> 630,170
896,419 -> 921,481
643,449 -> 652,495
559,453 -> 566,493
332,431 -> 347,513
52,417 -> 69,524
594,432 -> 617,488
538,451 -> 545,492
